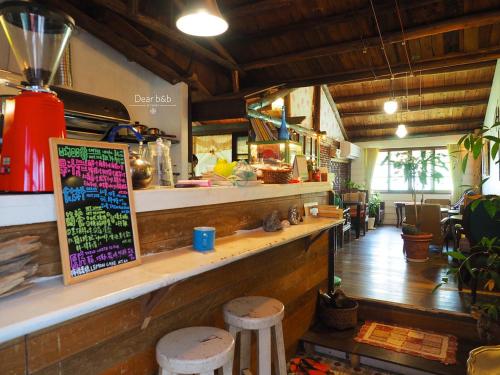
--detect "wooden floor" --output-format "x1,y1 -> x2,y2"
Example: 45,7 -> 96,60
335,225 -> 474,314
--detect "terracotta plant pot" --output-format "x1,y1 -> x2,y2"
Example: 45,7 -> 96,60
401,233 -> 433,262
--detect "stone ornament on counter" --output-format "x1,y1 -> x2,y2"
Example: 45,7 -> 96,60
263,210 -> 283,232
288,205 -> 303,225
0,236 -> 40,298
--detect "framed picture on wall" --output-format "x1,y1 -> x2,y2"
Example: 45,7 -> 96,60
482,140 -> 490,176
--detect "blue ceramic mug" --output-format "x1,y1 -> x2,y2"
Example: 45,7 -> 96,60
193,227 -> 216,252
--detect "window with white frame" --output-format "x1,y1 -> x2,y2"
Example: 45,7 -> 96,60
371,147 -> 452,193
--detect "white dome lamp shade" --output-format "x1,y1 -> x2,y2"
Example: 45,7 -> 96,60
176,0 -> 228,37
383,99 -> 398,115
396,124 -> 408,138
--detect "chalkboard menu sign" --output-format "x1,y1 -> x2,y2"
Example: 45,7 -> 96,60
50,138 -> 141,285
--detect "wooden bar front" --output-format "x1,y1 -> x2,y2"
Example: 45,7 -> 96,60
0,191 -> 330,374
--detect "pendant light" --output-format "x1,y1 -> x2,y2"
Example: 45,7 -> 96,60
271,97 -> 284,111
384,99 -> 398,114
176,0 -> 228,37
395,73 -> 409,138
383,76 -> 398,114
396,124 -> 407,138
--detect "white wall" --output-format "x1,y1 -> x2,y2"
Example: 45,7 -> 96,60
482,59 -> 500,195
351,134 -> 475,225
320,88 -> 345,141
1,28 -> 189,179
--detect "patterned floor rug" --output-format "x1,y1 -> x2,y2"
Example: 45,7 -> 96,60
288,355 -> 395,374
354,321 -> 457,365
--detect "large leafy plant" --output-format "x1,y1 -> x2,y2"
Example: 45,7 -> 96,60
436,119 -> 500,336
457,122 -> 500,176
384,151 -> 446,230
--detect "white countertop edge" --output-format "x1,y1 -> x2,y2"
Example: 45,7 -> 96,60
0,182 -> 331,227
0,218 -> 341,344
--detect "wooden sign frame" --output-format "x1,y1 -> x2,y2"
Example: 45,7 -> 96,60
50,138 -> 141,285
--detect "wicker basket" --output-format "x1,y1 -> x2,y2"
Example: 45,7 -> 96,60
261,169 -> 292,184
318,299 -> 358,330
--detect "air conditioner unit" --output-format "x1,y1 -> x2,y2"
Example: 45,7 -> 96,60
339,141 -> 361,159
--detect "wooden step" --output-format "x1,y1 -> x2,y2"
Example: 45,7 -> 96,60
356,297 -> 479,342
300,298 -> 482,375
301,323 -> 474,375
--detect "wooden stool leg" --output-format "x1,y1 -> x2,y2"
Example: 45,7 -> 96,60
257,328 -> 271,375
222,357 -> 234,375
271,322 -> 287,375
239,329 -> 251,374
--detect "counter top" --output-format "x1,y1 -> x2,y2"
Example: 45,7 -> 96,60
0,217 -> 343,344
0,182 -> 331,227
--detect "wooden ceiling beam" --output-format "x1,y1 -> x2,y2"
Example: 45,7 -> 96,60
89,0 -> 241,72
334,82 -> 491,104
351,128 -> 481,142
42,0 -> 183,84
192,98 -> 247,122
224,0 -> 294,18
247,50 -> 500,89
192,122 -> 249,136
225,0 -> 438,44
346,118 -> 484,132
339,99 -> 488,118
100,8 -> 187,76
247,87 -> 295,110
241,8 -> 500,71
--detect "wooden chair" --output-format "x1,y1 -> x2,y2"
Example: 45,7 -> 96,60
342,192 -> 366,238
404,204 -> 449,251
340,208 -> 351,248
424,198 -> 451,208
223,296 -> 286,375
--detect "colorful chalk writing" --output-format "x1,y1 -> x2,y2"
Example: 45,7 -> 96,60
55,144 -> 138,278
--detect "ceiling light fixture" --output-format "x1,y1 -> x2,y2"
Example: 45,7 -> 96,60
396,124 -> 407,138
384,99 -> 398,114
176,0 -> 228,37
271,97 -> 284,111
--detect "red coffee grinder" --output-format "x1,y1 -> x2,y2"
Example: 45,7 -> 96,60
0,1 -> 74,192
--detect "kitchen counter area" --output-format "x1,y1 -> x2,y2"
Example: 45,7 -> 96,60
0,182 -> 332,226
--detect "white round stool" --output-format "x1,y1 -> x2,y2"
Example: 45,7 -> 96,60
223,296 -> 286,375
156,326 -> 234,375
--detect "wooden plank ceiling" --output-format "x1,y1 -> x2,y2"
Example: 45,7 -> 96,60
42,0 -> 500,140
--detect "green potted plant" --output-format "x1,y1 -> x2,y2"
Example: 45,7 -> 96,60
384,151 -> 447,261
345,180 -> 364,192
435,120 -> 500,342
367,193 -> 381,230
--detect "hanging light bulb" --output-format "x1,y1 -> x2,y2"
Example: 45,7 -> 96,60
176,0 -> 228,37
271,97 -> 284,111
396,124 -> 408,138
384,99 -> 398,114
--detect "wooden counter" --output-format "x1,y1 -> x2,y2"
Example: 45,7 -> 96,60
0,217 -> 342,345
0,186 -> 339,375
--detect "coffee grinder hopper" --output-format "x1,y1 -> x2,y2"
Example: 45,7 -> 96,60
0,1 -> 74,89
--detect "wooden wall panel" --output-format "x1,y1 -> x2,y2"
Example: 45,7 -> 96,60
23,232 -> 329,375
0,192 -> 328,277
0,338 -> 26,375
